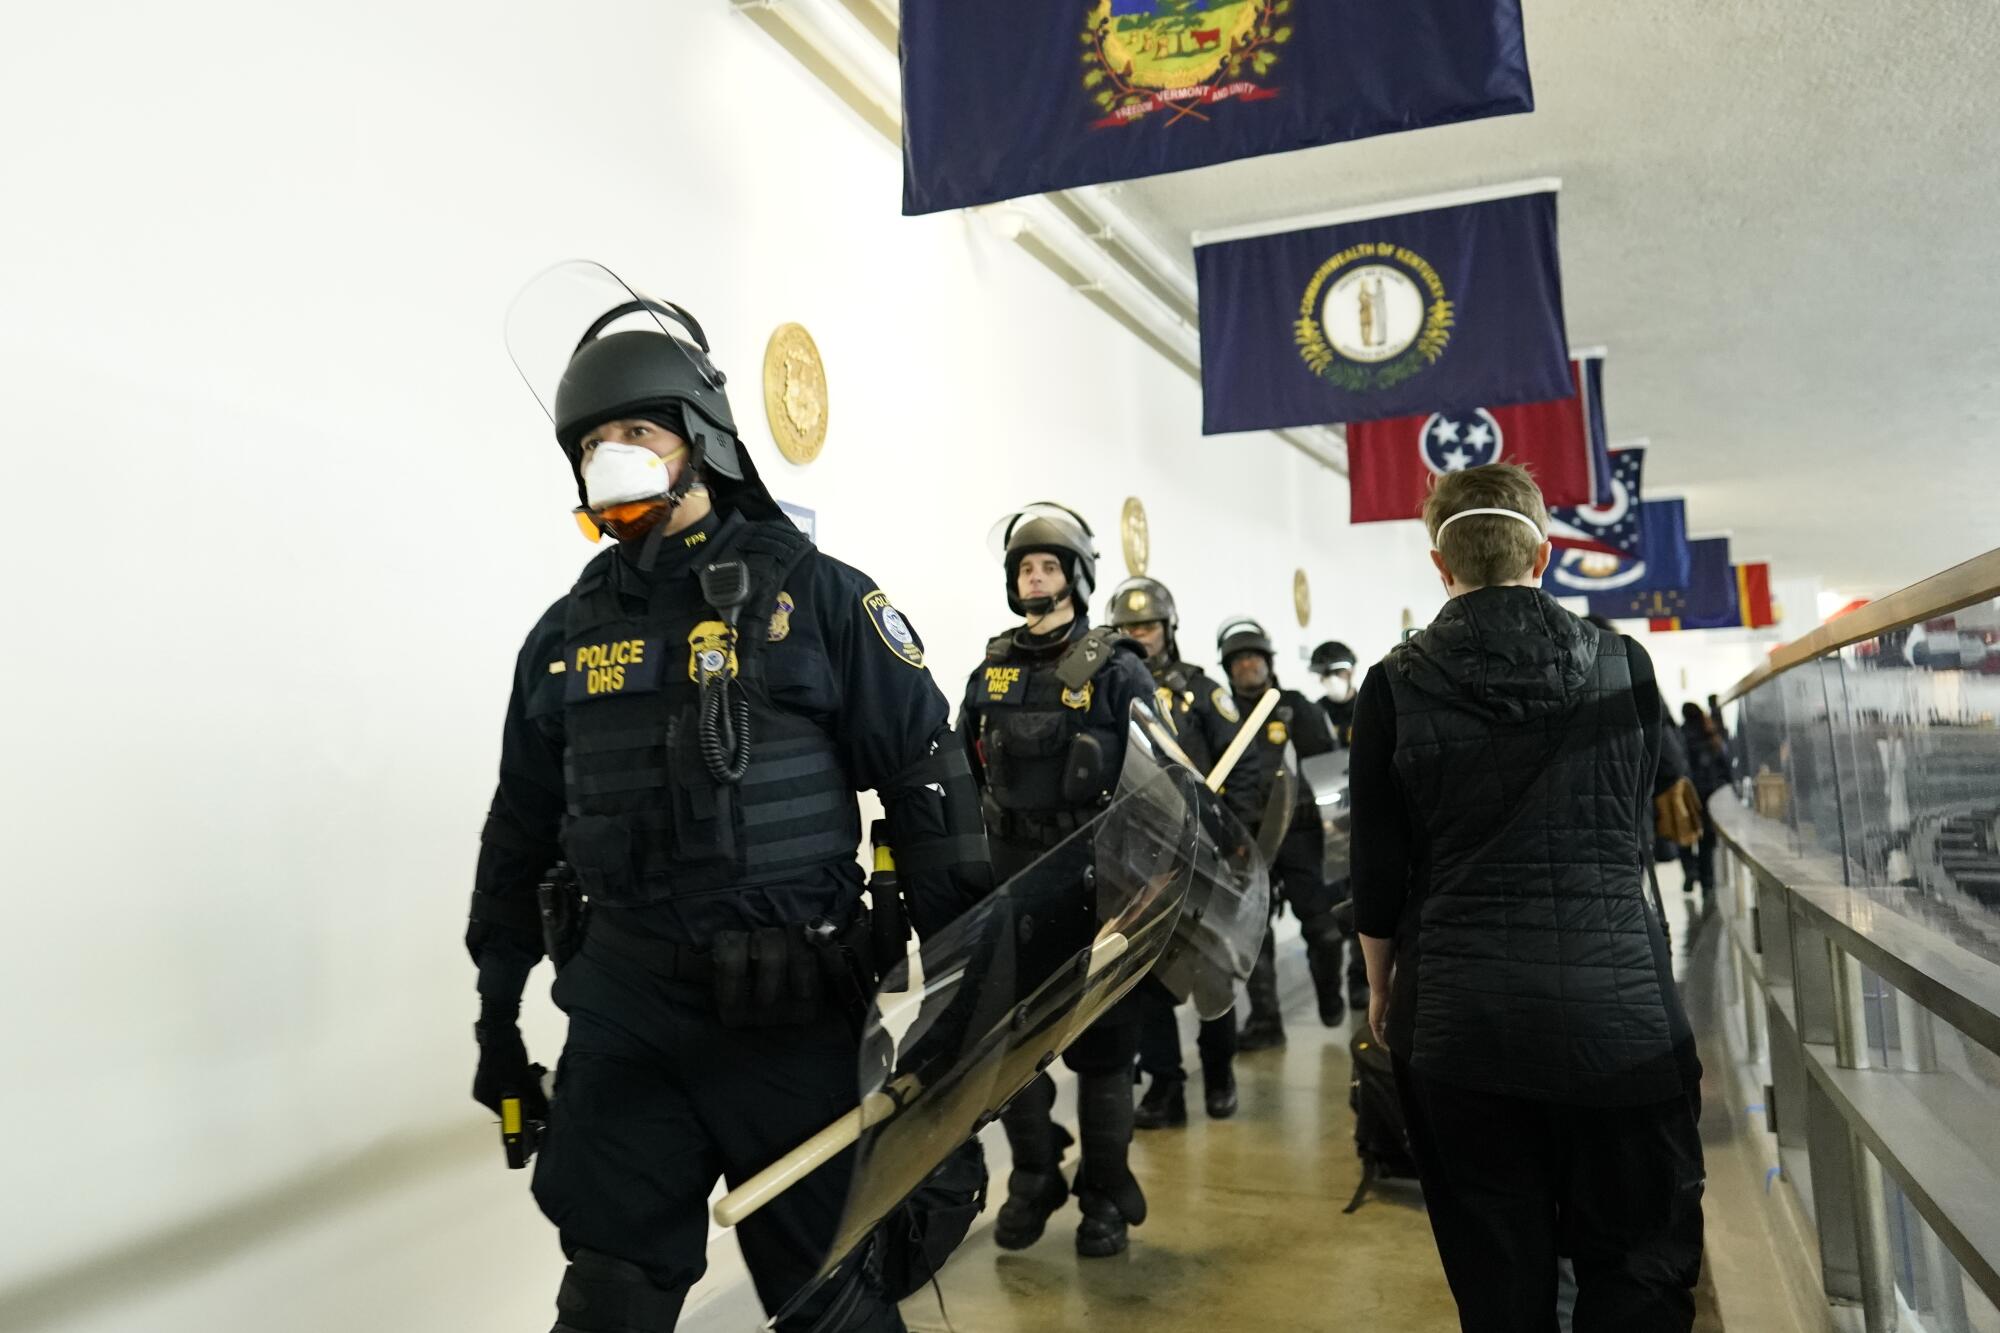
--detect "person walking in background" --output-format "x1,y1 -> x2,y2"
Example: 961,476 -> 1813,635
1680,703 -> 1732,896
1351,464 -> 1705,1333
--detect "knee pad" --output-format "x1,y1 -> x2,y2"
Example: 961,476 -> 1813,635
1300,910 -> 1344,951
553,1249 -> 685,1333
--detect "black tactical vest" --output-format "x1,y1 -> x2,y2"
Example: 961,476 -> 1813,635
1215,690 -> 1301,831
975,625 -> 1129,825
556,521 -> 859,907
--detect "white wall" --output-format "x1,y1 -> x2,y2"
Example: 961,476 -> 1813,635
0,0 -> 1443,1306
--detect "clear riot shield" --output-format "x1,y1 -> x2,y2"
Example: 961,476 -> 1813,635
1254,742 -> 1300,868
1134,710 -> 1273,1022
1300,749 -> 1354,889
770,704 -> 1199,1311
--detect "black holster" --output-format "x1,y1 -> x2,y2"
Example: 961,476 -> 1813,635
537,863 -> 587,972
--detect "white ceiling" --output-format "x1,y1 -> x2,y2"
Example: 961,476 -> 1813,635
1114,1 -> 2000,597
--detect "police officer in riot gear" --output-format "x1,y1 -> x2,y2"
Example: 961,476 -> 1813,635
960,506 -> 1161,1259
1105,577 -> 1240,1128
1310,640 -> 1360,747
469,271 -> 989,1332
1213,618 -> 1341,1046
1309,638 -> 1370,1012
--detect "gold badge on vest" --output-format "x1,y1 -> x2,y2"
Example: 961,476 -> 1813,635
688,622 -> 740,684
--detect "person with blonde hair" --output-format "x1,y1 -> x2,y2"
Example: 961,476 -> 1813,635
1349,464 -> 1705,1332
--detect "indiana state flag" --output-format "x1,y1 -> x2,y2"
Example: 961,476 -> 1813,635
1559,497 -> 1692,602
1549,445 -> 1645,558
1650,558 -> 1779,631
1197,185 -> 1572,433
1344,355 -> 1602,523
1586,531 -> 1725,622
901,0 -> 1535,215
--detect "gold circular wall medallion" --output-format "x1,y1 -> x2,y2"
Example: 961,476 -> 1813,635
762,322 -> 828,465
1121,496 -> 1150,577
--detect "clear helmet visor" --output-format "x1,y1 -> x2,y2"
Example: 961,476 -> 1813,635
503,258 -> 722,428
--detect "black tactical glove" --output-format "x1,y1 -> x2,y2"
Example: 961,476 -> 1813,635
472,997 -> 549,1121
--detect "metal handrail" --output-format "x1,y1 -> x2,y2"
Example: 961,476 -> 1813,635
1710,798 -> 2000,1323
1723,546 -> 2000,703
1713,803 -> 2000,1061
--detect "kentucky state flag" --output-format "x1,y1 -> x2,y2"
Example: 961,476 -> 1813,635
1549,445 -> 1644,558
1197,188 -> 1571,433
900,1 -> 1534,215
1344,356 -> 1600,522
1558,498 -> 1692,602
1649,560 -> 1778,631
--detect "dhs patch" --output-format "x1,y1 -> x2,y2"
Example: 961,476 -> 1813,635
563,636 -> 664,701
863,590 -> 924,668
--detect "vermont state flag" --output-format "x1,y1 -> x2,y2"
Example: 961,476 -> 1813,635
1196,188 -> 1571,432
901,0 -> 1534,215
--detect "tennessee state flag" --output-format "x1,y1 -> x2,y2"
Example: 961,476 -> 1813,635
1345,357 -> 1599,523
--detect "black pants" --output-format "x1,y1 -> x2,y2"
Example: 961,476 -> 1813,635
1134,978 -> 1235,1079
1394,1061 -> 1704,1333
532,935 -> 903,1332
1678,825 -> 1717,891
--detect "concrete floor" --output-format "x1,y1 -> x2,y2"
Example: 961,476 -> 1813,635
902,896 -> 1730,1333
902,999 -> 1462,1333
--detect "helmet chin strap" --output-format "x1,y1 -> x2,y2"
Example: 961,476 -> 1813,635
1019,576 -> 1073,621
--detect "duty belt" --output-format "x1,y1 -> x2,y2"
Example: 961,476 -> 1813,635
586,905 -> 876,987
990,806 -> 1095,849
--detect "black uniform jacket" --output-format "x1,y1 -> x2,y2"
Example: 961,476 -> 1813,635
470,509 -> 956,998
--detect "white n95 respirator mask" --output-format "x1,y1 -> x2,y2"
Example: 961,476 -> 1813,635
581,442 -> 681,510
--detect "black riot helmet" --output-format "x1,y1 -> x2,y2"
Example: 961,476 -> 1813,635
506,260 -> 781,524
1309,640 -> 1357,676
1216,616 -> 1276,667
989,503 -> 1097,617
1106,576 -> 1179,657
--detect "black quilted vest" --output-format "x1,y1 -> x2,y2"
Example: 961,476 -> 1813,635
557,519 -> 857,908
1386,587 -> 1676,1105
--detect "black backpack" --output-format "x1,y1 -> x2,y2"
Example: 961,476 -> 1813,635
1345,1026 -> 1420,1213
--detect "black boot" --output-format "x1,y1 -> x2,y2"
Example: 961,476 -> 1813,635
1134,1073 -> 1187,1130
1238,925 -> 1286,1051
1202,1060 -> 1237,1120
994,1075 -> 1071,1250
1074,1070 -> 1147,1258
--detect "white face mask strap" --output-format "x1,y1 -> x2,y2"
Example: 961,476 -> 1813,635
1432,506 -> 1547,545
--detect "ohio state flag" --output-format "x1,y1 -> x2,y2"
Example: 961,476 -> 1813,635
1345,358 -> 1599,523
